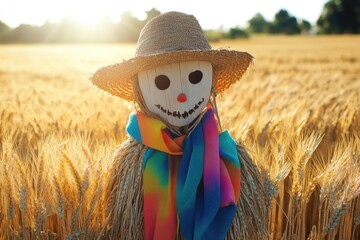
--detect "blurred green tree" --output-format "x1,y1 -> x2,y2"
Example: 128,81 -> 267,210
228,27 -> 249,39
317,0 -> 360,33
0,24 -> 45,43
269,9 -> 301,34
204,29 -> 224,42
116,8 -> 161,42
0,21 -> 11,36
248,13 -> 270,33
300,20 -> 312,33
145,8 -> 161,23
116,12 -> 143,42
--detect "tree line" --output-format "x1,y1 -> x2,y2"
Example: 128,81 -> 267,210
0,9 -> 161,43
0,0 -> 358,43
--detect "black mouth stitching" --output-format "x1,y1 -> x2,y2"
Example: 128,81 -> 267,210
155,98 -> 205,119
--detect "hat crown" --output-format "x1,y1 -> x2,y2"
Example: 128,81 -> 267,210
135,12 -> 211,57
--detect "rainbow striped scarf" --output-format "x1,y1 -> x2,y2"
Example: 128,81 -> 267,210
126,107 -> 240,240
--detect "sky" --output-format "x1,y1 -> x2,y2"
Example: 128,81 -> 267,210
0,0 -> 328,29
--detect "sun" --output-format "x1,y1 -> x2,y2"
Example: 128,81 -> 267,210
56,0 -> 137,25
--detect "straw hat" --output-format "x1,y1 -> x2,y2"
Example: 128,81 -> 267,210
91,11 -> 253,102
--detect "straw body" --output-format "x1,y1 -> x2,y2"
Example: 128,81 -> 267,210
103,137 -> 267,239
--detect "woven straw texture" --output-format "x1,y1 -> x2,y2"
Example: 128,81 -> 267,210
91,12 -> 253,102
103,137 -> 267,239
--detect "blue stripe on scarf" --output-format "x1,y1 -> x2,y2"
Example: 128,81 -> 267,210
219,130 -> 240,168
126,112 -> 142,143
176,124 -> 204,239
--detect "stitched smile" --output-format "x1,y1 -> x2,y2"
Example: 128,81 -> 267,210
155,98 -> 205,119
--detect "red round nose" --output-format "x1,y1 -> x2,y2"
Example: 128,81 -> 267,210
177,93 -> 187,103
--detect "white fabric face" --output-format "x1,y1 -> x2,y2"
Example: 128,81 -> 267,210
138,61 -> 212,127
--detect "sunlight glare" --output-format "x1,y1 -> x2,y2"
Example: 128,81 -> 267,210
63,1 -> 121,25
42,0 -> 138,26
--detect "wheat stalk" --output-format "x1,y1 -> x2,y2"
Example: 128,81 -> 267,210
53,176 -> 64,219
84,174 -> 100,236
15,157 -> 29,218
61,152 -> 82,198
60,151 -> 85,233
323,203 -> 347,236
36,155 -> 45,199
65,231 -> 84,240
4,167 -> 15,219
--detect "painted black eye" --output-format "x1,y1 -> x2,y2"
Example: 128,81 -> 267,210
188,70 -> 203,84
155,75 -> 170,90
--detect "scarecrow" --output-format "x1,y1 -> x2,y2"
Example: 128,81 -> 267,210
91,12 -> 266,240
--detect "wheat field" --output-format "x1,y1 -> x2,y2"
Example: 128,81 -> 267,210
0,35 -> 359,239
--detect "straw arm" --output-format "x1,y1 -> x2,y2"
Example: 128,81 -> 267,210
226,143 -> 268,239
104,137 -> 146,239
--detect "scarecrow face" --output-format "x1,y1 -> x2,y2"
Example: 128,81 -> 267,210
138,61 -> 213,127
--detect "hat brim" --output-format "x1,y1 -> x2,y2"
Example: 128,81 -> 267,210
90,49 -> 253,102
